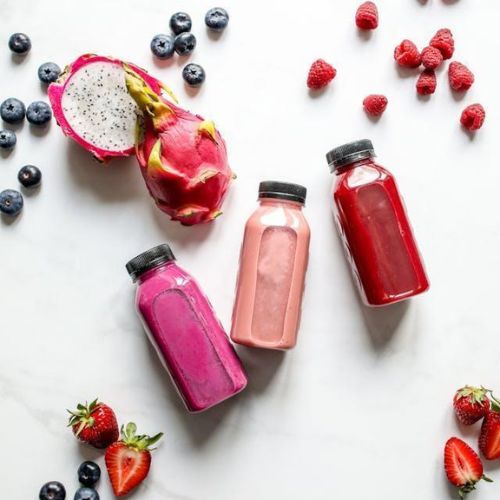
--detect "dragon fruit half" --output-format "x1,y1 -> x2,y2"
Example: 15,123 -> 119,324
48,54 -> 176,162
124,67 -> 235,225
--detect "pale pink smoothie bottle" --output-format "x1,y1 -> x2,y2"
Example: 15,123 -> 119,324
231,181 -> 310,350
126,244 -> 247,412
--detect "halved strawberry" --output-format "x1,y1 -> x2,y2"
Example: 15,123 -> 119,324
68,398 -> 119,449
444,437 -> 492,498
453,386 -> 491,425
105,422 -> 163,497
479,396 -> 500,460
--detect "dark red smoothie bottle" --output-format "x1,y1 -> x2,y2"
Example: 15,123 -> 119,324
326,139 -> 429,306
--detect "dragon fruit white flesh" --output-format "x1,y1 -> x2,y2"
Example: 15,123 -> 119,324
48,54 -> 176,162
125,67 -> 235,225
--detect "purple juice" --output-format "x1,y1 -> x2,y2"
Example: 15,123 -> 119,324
126,244 -> 247,412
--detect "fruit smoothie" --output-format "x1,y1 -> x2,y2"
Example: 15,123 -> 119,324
327,139 -> 429,306
126,244 -> 247,412
231,181 -> 310,350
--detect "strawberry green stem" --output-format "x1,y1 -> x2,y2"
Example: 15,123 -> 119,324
490,394 -> 500,407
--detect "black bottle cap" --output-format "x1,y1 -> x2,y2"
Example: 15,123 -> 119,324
258,181 -> 307,204
126,244 -> 176,281
326,139 -> 375,171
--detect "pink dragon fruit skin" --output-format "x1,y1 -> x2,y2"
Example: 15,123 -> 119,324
48,54 -> 175,162
125,67 -> 235,226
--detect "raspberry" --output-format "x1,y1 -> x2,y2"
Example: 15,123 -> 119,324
448,61 -> 474,91
421,46 -> 443,70
460,104 -> 485,131
416,69 -> 437,95
429,28 -> 454,60
307,59 -> 336,90
363,94 -> 388,116
355,2 -> 378,30
394,40 -> 421,68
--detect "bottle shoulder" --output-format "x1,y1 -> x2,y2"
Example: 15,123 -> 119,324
334,161 -> 394,194
136,263 -> 194,303
245,203 -> 309,233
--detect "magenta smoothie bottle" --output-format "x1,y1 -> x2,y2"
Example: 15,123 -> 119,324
126,244 -> 247,412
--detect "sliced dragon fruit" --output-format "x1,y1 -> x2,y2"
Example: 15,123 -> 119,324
48,54 -> 176,162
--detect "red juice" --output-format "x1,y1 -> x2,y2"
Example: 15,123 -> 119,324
326,140 -> 429,306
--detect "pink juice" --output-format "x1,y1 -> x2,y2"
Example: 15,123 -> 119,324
126,244 -> 247,412
231,181 -> 310,350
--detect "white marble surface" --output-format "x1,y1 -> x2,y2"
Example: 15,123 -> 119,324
1,0 -> 500,498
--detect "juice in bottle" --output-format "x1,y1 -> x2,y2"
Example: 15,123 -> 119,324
327,139 -> 429,306
231,181 -> 310,349
126,244 -> 247,412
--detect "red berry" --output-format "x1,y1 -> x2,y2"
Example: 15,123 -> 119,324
453,386 -> 491,425
479,410 -> 500,460
461,104 -> 486,131
68,399 -> 119,449
355,2 -> 378,30
307,59 -> 336,90
394,40 -> 421,68
105,422 -> 163,497
444,437 -> 491,498
421,46 -> 443,70
416,69 -> 437,95
449,62 -> 475,92
430,28 -> 455,60
363,94 -> 388,116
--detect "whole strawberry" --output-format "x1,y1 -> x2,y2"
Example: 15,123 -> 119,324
444,437 -> 492,498
105,422 -> 163,496
453,386 -> 491,425
307,59 -> 336,90
68,398 -> 119,449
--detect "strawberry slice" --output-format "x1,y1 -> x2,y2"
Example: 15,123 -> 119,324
444,437 -> 492,498
105,422 -> 163,497
479,396 -> 500,460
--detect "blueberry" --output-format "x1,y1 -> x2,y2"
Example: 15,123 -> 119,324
77,461 -> 101,487
38,62 -> 61,84
1,98 -> 26,124
182,63 -> 206,86
174,32 -> 196,56
8,33 -> 31,54
170,12 -> 192,35
26,101 -> 52,125
150,34 -> 175,59
39,481 -> 66,500
0,129 -> 16,149
0,189 -> 23,216
74,487 -> 99,500
39,482 -> 66,500
205,8 -> 229,32
18,165 -> 42,188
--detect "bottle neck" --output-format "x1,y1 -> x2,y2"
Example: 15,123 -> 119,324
136,260 -> 175,284
334,156 -> 374,175
258,197 -> 304,209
